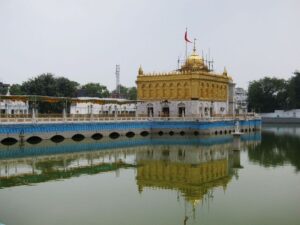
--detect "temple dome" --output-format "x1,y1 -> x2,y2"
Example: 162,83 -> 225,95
185,51 -> 204,67
181,50 -> 207,71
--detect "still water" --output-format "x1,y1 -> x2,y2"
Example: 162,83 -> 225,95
0,126 -> 299,225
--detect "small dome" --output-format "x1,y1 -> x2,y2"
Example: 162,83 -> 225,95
181,49 -> 207,72
185,51 -> 204,67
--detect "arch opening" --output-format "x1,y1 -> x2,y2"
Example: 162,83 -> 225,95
177,103 -> 186,117
72,134 -> 85,142
1,137 -> 18,145
140,131 -> 149,137
126,132 -> 135,138
169,131 -> 174,136
27,136 -> 42,144
180,131 -> 185,136
51,135 -> 65,143
109,132 -> 120,139
158,131 -> 164,136
194,131 -> 199,136
92,133 -> 103,140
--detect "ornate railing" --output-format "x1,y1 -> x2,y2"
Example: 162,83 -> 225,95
0,113 -> 261,124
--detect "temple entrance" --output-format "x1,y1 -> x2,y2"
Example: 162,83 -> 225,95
178,103 -> 185,117
147,107 -> 153,117
147,103 -> 154,117
162,107 -> 170,117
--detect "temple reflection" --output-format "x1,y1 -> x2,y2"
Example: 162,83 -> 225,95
136,145 -> 231,210
0,134 -> 261,190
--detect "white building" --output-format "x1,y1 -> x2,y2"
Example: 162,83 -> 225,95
70,97 -> 136,116
0,89 -> 29,115
0,100 -> 29,115
235,87 -> 247,114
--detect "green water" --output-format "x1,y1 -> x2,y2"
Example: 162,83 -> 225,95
0,126 -> 299,225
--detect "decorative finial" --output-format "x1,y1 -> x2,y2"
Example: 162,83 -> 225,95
193,38 -> 197,52
223,67 -> 228,76
138,65 -> 143,75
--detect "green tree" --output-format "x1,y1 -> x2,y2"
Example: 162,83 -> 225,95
56,77 -> 79,97
0,86 -> 8,95
78,83 -> 109,98
287,71 -> 300,109
248,77 -> 288,112
127,87 -> 137,100
10,84 -> 25,95
19,73 -> 79,113
21,73 -> 79,97
111,85 -> 137,100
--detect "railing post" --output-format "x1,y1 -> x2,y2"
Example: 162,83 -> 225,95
32,108 -> 36,123
62,108 -> 67,122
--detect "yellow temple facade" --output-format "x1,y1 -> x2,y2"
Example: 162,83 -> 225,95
136,44 -> 236,117
135,144 -> 235,206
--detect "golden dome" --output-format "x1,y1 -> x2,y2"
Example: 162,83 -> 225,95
181,50 -> 208,72
186,51 -> 204,67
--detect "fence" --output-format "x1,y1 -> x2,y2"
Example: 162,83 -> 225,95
0,113 -> 261,124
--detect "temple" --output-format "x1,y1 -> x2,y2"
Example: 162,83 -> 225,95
136,42 -> 235,117
135,144 -> 238,209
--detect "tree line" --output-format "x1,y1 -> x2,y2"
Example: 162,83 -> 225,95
248,71 -> 300,113
1,73 -> 137,99
0,73 -> 137,113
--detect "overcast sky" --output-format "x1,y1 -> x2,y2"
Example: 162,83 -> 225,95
0,0 -> 299,90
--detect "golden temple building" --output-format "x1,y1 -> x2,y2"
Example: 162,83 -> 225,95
135,146 -> 234,206
136,43 -> 236,117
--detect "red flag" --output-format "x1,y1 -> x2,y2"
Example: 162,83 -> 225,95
184,31 -> 192,43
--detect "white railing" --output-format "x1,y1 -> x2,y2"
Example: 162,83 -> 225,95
0,114 -> 261,124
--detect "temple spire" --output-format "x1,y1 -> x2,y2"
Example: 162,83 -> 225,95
193,38 -> 197,52
138,65 -> 144,75
223,67 -> 228,76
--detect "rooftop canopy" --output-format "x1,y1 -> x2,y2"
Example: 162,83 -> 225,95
0,95 -> 139,105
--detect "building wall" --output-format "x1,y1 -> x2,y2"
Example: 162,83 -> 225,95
261,109 -> 300,118
70,102 -> 136,115
0,100 -> 29,115
137,73 -> 230,102
136,100 -> 228,117
235,87 -> 247,114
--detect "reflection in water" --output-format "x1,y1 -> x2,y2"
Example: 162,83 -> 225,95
1,128 -> 300,225
135,144 -> 247,223
0,134 -> 260,189
248,128 -> 300,171
0,134 -> 260,224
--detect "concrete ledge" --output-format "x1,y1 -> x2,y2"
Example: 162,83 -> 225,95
262,117 -> 300,124
0,119 -> 262,142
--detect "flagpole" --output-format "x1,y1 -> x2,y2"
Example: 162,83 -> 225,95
185,28 -> 188,61
185,40 -> 187,61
